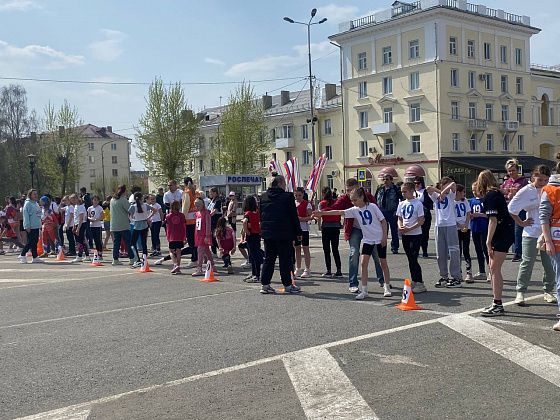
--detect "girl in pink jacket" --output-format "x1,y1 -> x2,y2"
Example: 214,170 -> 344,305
193,198 -> 214,276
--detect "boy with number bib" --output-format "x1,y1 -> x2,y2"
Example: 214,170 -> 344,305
454,185 -> 472,283
427,177 -> 462,288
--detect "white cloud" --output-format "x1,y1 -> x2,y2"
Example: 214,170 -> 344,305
0,39 -> 84,69
89,29 -> 126,62
0,0 -> 40,12
204,57 -> 226,66
318,4 -> 359,24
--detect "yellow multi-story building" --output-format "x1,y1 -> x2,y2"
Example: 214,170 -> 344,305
330,0 -> 560,189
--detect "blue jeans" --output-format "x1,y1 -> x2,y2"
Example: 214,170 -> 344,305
348,228 -> 384,288
382,210 -> 399,253
550,254 -> 560,312
112,229 -> 132,261
513,210 -> 525,257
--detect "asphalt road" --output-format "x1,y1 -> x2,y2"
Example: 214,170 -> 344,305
1,233 -> 559,420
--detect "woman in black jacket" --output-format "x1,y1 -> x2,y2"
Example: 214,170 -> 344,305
414,176 -> 433,258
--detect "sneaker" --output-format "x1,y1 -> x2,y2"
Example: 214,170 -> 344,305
260,284 -> 276,294
243,273 -> 254,281
131,261 -> 142,269
39,252 -> 48,258
321,272 -> 332,278
171,265 -> 179,274
465,273 -> 474,283
544,292 -> 558,304
383,284 -> 392,297
227,266 -> 234,274
355,291 -> 368,300
446,278 -> 462,288
240,260 -> 251,269
473,272 -> 487,280
83,257 -> 92,263
293,268 -> 302,278
481,303 -> 505,317
128,259 -> 135,266
17,255 -> 27,264
422,253 -> 429,259
244,275 -> 259,283
192,270 -> 204,277
300,269 -> 310,278
514,292 -> 526,305
434,278 -> 447,288
71,256 -> 83,263
31,257 -> 45,264
412,282 -> 427,294
512,255 -> 522,262
284,284 -> 302,294
553,318 -> 560,332
112,259 -> 123,266
154,258 -> 165,266
334,271 -> 343,277
348,286 -> 360,293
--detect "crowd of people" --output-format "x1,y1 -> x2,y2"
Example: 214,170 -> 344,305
1,159 -> 559,331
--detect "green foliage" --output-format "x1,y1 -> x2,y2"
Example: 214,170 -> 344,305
136,78 -> 200,184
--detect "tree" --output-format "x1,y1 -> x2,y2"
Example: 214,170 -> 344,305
136,78 -> 200,184
212,82 -> 269,174
37,101 -> 83,195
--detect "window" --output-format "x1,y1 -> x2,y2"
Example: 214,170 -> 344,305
88,155 -> 95,164
272,152 -> 277,161
90,183 -> 95,191
301,124 -> 308,140
383,107 -> 393,123
452,133 -> 460,151
450,69 -> 459,87
487,134 -> 494,151
325,145 -> 333,160
111,156 -> 117,164
409,39 -> 419,59
467,40 -> 475,58
468,71 -> 476,89
449,37 -> 457,55
410,103 -> 421,122
282,124 -> 292,138
198,160 -> 204,172
302,150 -> 311,165
409,71 -> 420,90
358,81 -> 368,98
411,135 -> 421,153
88,142 -> 94,151
500,75 -> 508,93
270,128 -> 276,139
517,135 -> 525,151
326,175 -> 334,190
210,159 -> 216,171
358,52 -> 367,70
359,111 -> 368,129
89,169 -> 95,177
110,143 -> 117,151
384,138 -> 394,155
286,151 -> 292,161
468,102 -> 477,120
501,105 -> 509,121
359,141 -> 368,157
451,101 -> 460,120
260,154 -> 266,168
516,77 -> 523,94
324,119 -> 332,135
189,160 -> 193,172
516,106 -> 523,123
485,73 -> 493,91
500,45 -> 507,63
382,77 -> 392,95
382,46 -> 392,65
469,134 -> 477,152
485,103 -> 494,121
502,135 -> 509,151
515,48 -> 522,65
484,42 -> 491,60
112,169 -> 118,177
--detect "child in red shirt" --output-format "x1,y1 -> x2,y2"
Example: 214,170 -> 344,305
215,217 -> 236,274
40,196 -> 57,257
193,198 -> 214,276
242,195 -> 263,282
165,201 -> 187,275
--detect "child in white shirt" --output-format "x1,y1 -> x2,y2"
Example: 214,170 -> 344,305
455,185 -> 473,282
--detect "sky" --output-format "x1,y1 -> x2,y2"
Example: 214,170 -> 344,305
1,0 -> 559,169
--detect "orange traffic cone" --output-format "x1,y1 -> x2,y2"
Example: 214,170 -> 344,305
56,246 -> 65,261
91,250 -> 103,267
138,255 -> 152,273
200,261 -> 218,282
396,279 -> 422,311
37,234 -> 44,256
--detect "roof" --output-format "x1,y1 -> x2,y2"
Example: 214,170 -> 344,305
73,124 -> 131,141
442,156 -> 556,172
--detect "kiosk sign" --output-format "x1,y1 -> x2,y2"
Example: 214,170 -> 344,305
226,175 -> 262,185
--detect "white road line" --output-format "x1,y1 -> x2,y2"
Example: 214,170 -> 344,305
283,348 -> 378,419
16,408 -> 91,420
0,272 -> 135,284
439,314 -> 560,387
0,288 -> 254,330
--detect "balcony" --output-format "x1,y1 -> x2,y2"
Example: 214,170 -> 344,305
372,122 -> 397,136
500,121 -> 519,132
467,119 -> 488,131
275,137 -> 295,149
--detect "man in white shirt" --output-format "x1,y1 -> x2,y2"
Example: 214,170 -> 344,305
163,180 -> 183,213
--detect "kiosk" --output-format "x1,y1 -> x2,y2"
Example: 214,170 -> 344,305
199,174 -> 264,213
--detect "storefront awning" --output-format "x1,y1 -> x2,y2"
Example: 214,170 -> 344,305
441,156 -> 556,173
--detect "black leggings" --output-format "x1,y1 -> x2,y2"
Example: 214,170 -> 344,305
321,226 -> 341,273
247,234 -> 263,278
91,226 -> 103,252
20,228 -> 39,258
458,229 -> 472,273
150,221 -> 162,251
472,230 -> 489,273
65,227 -> 76,254
163,247 -> 192,261
74,224 -> 89,257
402,234 -> 423,283
421,211 -> 432,255
131,228 -> 149,258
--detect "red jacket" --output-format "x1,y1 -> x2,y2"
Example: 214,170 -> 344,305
324,192 -> 376,241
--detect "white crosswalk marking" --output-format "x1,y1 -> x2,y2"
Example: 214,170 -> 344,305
15,408 -> 90,420
283,348 -> 378,420
439,314 -> 560,387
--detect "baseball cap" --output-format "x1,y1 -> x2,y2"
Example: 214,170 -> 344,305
229,191 -> 236,196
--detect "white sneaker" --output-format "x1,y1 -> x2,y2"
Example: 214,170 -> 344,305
300,269 -> 310,278
553,319 -> 560,332
18,255 -> 27,264
355,291 -> 368,300
412,282 -> 427,293
348,286 -> 360,293
239,260 -> 250,269
154,258 -> 165,266
473,272 -> 487,280
544,292 -> 558,304
31,257 -> 45,264
294,268 -> 302,278
514,292 -> 525,305
465,273 -> 474,283
383,284 -> 392,297
71,256 -> 83,263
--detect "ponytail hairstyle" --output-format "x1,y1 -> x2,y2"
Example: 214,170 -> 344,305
215,217 -> 227,240
113,185 -> 126,199
134,191 -> 144,213
353,187 -> 370,204
170,200 -> 181,212
322,186 -> 333,205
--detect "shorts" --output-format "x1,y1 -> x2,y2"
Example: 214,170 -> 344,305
103,221 -> 110,231
169,241 -> 184,250
295,231 -> 310,247
42,228 -> 56,243
361,242 -> 387,259
491,226 -> 515,253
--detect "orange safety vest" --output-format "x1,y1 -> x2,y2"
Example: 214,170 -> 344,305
542,184 -> 560,252
182,188 -> 197,226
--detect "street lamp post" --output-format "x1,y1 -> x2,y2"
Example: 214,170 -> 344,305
27,154 -> 36,189
284,9 -> 327,201
101,141 -> 113,197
